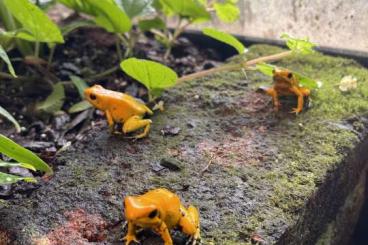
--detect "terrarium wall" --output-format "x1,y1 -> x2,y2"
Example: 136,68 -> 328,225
192,0 -> 368,52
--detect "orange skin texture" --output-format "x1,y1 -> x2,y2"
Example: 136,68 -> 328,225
123,188 -> 200,245
84,85 -> 153,139
263,69 -> 310,114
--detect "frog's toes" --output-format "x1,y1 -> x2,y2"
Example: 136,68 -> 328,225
123,235 -> 139,245
290,108 -> 301,114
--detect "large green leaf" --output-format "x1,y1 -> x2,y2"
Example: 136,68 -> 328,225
214,1 -> 240,23
0,44 -> 16,77
203,28 -> 246,54
256,63 -> 319,90
0,105 -> 21,133
36,82 -> 65,114
160,0 -> 210,20
4,0 -> 64,43
120,58 -> 178,97
118,0 -> 154,18
0,134 -> 53,175
138,17 -> 165,31
0,172 -> 36,185
68,100 -> 92,114
281,33 -> 315,55
59,0 -> 132,33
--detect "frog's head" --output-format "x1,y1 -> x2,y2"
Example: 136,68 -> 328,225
272,68 -> 295,85
124,196 -> 161,226
84,84 -> 107,110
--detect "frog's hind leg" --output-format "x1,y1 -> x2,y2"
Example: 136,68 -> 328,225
122,115 -> 152,139
179,205 -> 200,245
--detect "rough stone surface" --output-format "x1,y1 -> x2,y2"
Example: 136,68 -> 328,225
194,0 -> 368,53
1,45 -> 368,245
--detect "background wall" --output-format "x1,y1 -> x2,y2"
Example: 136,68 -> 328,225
195,0 -> 368,52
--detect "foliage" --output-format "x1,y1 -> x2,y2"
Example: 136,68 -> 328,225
118,0 -> 154,18
202,28 -> 246,54
3,0 -> 64,43
120,58 -> 178,99
69,76 -> 92,113
0,105 -> 21,133
0,134 -> 52,185
281,33 -> 315,55
256,62 -> 320,90
213,0 -> 240,23
0,44 -> 16,77
36,82 -> 65,114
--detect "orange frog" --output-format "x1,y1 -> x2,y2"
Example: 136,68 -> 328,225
123,188 -> 200,245
260,68 -> 310,114
84,85 -> 153,139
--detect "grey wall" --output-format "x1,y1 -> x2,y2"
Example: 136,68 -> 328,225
194,0 -> 368,52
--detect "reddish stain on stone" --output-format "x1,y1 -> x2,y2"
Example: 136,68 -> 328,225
34,209 -> 107,245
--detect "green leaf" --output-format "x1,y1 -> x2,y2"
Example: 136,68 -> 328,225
0,172 -> 37,185
256,62 -> 319,89
36,82 -> 65,114
70,75 -> 88,99
4,0 -> 64,43
68,100 -> 92,114
120,58 -> 178,98
138,17 -> 165,32
160,0 -> 210,20
281,33 -> 315,55
203,28 -> 246,54
0,162 -> 37,171
0,44 -> 16,77
118,0 -> 154,18
59,0 -> 132,33
0,105 -> 21,133
61,20 -> 95,36
0,134 -> 53,175
256,62 -> 275,77
214,2 -> 240,23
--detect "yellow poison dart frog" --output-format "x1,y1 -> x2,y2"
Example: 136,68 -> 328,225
260,68 -> 310,114
84,85 -> 153,139
123,188 -> 200,245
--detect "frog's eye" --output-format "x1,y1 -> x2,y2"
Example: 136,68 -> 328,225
287,72 -> 293,79
89,93 -> 97,100
148,209 -> 158,218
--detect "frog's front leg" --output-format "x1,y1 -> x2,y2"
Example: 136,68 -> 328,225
123,222 -> 139,245
179,205 -> 200,245
289,86 -> 304,114
105,110 -> 114,132
154,221 -> 173,245
264,87 -> 280,111
122,115 -> 152,139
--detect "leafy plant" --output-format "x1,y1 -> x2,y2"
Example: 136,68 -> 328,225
36,82 -> 65,114
68,75 -> 92,113
0,44 -> 16,77
202,28 -> 247,54
0,134 -> 53,185
0,105 -> 21,133
147,0 -> 240,60
1,0 -> 64,58
281,33 -> 315,55
120,58 -> 178,100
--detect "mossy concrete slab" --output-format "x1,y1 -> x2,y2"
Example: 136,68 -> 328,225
1,45 -> 368,245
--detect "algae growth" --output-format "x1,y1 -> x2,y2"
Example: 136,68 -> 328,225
0,45 -> 368,245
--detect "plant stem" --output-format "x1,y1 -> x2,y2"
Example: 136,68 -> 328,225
177,51 -> 292,83
85,65 -> 120,81
34,41 -> 40,58
115,38 -> 123,60
47,45 -> 56,69
164,18 -> 191,61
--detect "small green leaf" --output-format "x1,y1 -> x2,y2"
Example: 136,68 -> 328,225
120,58 -> 178,98
0,44 -> 16,77
118,0 -> 154,18
68,100 -> 92,114
0,134 -> 53,175
256,62 -> 275,77
61,20 -> 95,36
4,0 -> 64,43
37,83 -> 65,114
138,18 -> 165,32
203,28 -> 246,54
0,162 -> 37,171
214,2 -> 240,23
160,0 -> 210,20
70,75 -> 88,99
0,105 -> 21,133
281,33 -> 315,55
0,172 -> 37,185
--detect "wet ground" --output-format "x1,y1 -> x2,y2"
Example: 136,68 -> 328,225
1,45 -> 368,245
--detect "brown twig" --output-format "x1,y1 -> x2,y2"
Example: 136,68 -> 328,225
200,153 -> 215,175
